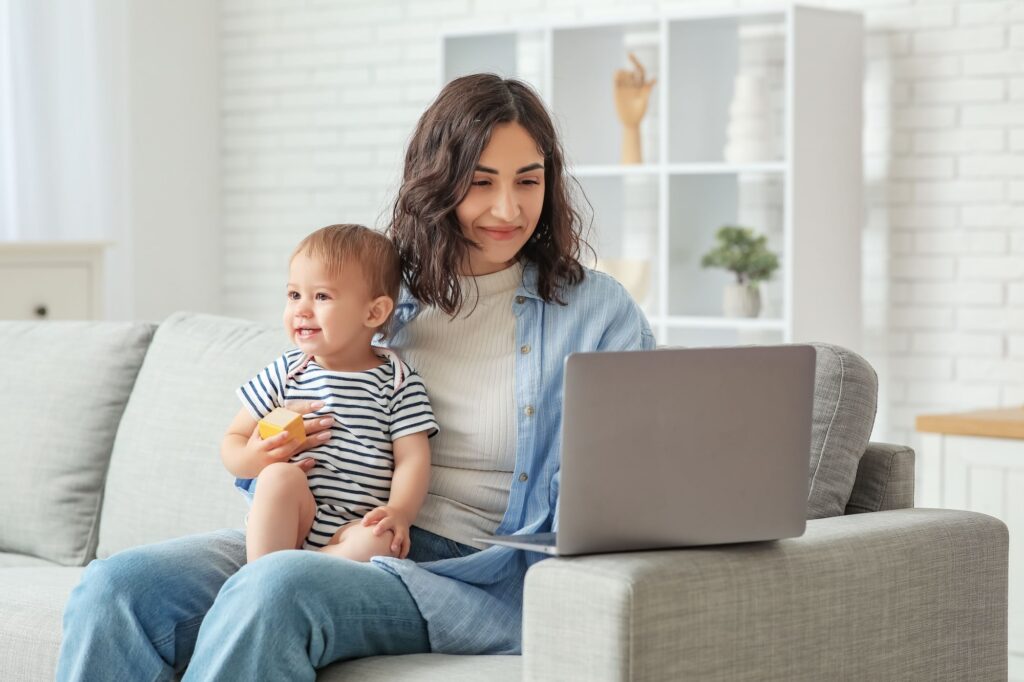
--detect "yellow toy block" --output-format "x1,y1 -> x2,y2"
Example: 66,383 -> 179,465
258,407 -> 306,445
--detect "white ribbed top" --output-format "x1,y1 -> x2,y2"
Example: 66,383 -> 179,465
399,263 -> 522,549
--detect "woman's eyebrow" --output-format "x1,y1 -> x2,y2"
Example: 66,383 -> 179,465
474,163 -> 545,174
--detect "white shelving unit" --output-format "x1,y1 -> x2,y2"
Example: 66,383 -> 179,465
442,5 -> 863,351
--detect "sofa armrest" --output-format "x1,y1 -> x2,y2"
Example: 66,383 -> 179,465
523,509 -> 1006,682
845,441 -> 916,514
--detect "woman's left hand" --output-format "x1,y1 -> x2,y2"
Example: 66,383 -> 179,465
362,506 -> 412,558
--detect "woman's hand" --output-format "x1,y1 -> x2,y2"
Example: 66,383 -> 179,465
224,401 -> 334,478
361,506 -> 412,558
286,398 -> 335,455
254,400 -> 333,471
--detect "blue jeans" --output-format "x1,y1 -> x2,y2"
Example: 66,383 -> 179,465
57,526 -> 477,681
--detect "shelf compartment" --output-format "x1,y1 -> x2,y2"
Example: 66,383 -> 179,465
666,172 -> 785,319
667,14 -> 786,164
657,316 -> 786,330
579,174 -> 660,317
660,326 -> 785,349
571,162 -> 786,177
552,22 -> 661,167
442,30 -> 547,94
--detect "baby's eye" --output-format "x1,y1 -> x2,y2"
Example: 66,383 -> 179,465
315,292 -> 330,301
287,291 -> 300,300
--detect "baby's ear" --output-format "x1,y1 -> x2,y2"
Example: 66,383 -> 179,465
366,295 -> 395,329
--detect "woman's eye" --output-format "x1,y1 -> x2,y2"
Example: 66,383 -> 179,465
471,179 -> 490,187
521,178 -> 541,186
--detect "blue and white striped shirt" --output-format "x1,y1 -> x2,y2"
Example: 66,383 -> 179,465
234,350 -> 439,534
372,263 -> 655,654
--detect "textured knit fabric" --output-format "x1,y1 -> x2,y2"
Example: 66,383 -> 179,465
806,343 -> 878,518
844,442 -> 915,514
234,349 -> 438,548
371,262 -> 655,654
399,263 -> 521,549
0,321 -> 155,566
521,509 -> 1008,682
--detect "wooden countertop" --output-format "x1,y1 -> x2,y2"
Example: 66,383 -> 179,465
916,407 -> 1024,440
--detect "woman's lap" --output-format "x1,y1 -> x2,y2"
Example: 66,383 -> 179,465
59,526 -> 470,681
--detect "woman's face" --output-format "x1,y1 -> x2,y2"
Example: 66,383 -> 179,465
455,122 -> 545,276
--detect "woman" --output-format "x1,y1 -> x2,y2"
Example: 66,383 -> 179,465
57,74 -> 654,679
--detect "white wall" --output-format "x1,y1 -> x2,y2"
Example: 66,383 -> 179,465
218,0 -> 1023,448
122,1 -> 221,321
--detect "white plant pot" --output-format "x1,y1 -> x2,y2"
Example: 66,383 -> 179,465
723,284 -> 761,318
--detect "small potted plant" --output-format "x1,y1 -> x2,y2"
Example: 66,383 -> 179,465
700,225 -> 779,318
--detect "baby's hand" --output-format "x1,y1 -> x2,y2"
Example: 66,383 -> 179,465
362,506 -> 412,558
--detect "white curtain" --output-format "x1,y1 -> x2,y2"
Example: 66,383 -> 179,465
0,0 -> 124,242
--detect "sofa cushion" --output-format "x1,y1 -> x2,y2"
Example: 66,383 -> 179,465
0,567 -> 84,682
807,344 -> 878,519
0,322 -> 155,566
0,552 -> 61,568
96,312 -> 291,557
324,654 -> 520,681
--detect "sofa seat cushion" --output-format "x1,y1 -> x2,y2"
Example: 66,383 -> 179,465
0,552 -> 61,568
96,313 -> 292,557
323,653 -> 520,681
0,322 -> 155,566
0,567 -> 84,682
807,344 -> 878,519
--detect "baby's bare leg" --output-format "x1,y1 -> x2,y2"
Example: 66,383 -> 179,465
318,521 -> 397,562
246,462 -> 316,563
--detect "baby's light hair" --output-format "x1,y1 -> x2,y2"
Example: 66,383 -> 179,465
291,224 -> 402,338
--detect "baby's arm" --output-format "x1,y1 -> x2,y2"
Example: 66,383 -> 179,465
361,431 -> 431,558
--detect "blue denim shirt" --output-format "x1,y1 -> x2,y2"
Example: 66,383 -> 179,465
370,263 -> 655,654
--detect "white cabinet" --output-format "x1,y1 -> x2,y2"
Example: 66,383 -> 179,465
0,242 -> 107,320
442,6 -> 863,350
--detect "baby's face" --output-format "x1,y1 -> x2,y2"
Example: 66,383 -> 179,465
284,254 -> 375,357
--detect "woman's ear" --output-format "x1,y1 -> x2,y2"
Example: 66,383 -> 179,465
365,295 -> 395,329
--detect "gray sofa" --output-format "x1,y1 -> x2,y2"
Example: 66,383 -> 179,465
0,312 -> 1007,681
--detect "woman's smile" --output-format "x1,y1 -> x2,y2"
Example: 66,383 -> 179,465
477,225 -> 522,241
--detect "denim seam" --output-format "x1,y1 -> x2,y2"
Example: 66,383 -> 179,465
151,614 -> 205,650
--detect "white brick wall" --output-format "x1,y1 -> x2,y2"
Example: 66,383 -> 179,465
220,0 -> 1023,448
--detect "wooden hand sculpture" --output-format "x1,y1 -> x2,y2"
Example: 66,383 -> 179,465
613,52 -> 657,165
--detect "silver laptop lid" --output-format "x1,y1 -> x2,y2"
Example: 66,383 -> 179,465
556,345 -> 814,555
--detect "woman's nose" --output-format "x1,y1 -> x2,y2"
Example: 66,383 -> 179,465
492,187 -> 519,222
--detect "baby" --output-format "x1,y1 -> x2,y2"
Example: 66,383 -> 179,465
221,224 -> 437,563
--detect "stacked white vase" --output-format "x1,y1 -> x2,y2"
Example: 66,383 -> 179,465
723,73 -> 771,163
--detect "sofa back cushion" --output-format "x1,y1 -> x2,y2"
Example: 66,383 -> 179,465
96,312 -> 288,558
0,321 -> 155,565
807,343 -> 878,519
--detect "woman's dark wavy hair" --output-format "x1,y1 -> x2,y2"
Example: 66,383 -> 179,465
389,73 -> 589,315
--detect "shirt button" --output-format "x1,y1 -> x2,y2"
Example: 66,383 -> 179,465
519,472 -> 529,482
515,296 -> 526,304
524,405 -> 535,417
520,344 -> 531,354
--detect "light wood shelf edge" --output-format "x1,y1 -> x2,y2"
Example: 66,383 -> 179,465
916,408 -> 1024,440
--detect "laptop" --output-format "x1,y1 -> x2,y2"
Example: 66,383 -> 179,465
477,345 -> 815,555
